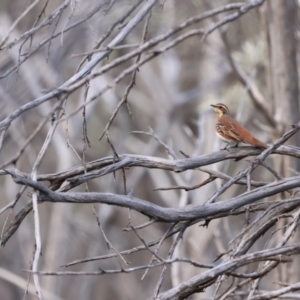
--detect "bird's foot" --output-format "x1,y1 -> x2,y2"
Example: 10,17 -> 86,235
221,145 -> 230,151
222,143 -> 239,151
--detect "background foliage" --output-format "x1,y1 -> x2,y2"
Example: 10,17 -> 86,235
0,0 -> 300,299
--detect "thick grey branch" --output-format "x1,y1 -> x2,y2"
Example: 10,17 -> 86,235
5,170 -> 300,222
19,145 -> 300,184
156,243 -> 300,300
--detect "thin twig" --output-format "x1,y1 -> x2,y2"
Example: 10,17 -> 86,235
30,99 -> 64,300
99,11 -> 152,140
0,0 -> 257,134
0,0 -> 41,48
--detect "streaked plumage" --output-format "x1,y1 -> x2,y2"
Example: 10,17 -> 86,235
211,103 -> 267,149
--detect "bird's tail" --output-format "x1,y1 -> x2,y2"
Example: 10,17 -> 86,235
250,137 -> 268,149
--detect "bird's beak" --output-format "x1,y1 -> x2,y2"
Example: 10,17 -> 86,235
211,104 -> 216,108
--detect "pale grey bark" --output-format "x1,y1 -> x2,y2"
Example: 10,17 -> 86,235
267,0 -> 300,173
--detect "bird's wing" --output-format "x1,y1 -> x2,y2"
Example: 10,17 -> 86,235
217,118 -> 243,142
217,116 -> 267,148
222,116 -> 260,143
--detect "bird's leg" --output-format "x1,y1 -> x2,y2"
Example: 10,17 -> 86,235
222,143 -> 230,150
222,142 -> 239,151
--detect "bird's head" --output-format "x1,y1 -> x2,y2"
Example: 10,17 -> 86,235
211,103 -> 230,117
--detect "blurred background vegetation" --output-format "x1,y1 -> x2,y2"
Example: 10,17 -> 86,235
0,0 -> 299,299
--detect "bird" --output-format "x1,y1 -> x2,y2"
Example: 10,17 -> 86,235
211,103 -> 268,150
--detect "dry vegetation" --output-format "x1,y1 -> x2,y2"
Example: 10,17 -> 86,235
0,0 -> 300,299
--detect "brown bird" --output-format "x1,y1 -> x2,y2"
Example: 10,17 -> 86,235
211,103 -> 268,149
